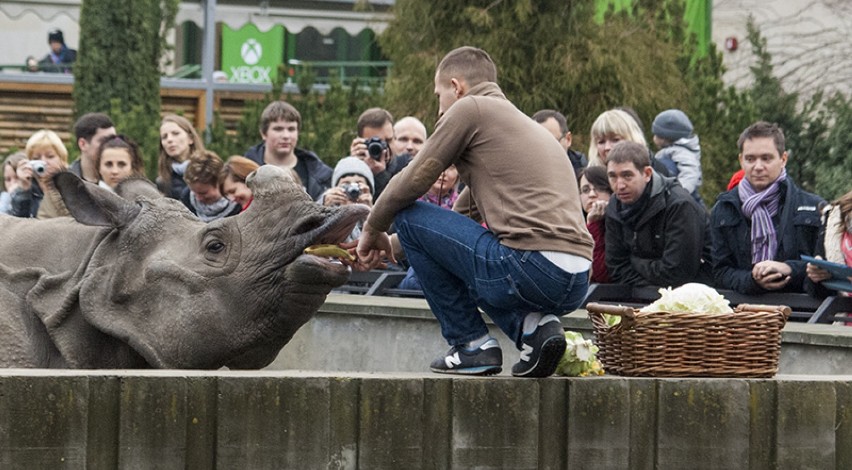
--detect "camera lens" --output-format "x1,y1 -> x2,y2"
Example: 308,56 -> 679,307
365,137 -> 386,160
344,183 -> 361,201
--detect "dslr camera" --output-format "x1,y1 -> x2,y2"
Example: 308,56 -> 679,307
27,160 -> 48,176
342,182 -> 362,202
364,137 -> 387,161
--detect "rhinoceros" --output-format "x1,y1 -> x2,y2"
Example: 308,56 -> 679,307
0,166 -> 368,369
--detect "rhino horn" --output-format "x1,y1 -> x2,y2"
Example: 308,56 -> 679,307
53,172 -> 141,228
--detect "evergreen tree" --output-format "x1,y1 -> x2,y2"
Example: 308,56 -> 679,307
73,0 -> 179,178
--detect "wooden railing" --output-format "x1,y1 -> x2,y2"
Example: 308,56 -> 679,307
0,73 -> 275,154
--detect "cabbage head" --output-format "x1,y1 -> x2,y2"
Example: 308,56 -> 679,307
640,283 -> 733,314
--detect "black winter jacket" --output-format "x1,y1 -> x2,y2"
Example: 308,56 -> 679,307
605,171 -> 711,287
245,143 -> 333,201
709,178 -> 824,294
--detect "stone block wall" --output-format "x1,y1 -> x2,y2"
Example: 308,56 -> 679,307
0,370 -> 850,469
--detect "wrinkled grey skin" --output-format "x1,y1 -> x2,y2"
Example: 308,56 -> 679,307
0,166 -> 368,369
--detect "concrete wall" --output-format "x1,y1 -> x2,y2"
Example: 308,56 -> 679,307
268,294 -> 852,376
1,370 -> 851,469
2,295 -> 852,468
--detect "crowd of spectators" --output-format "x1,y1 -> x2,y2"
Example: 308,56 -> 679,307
3,96 -> 848,304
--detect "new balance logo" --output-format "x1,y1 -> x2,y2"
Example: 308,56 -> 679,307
445,352 -> 462,368
520,344 -> 534,362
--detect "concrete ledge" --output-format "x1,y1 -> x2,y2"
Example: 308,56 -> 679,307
1,371 -> 852,469
268,294 -> 852,375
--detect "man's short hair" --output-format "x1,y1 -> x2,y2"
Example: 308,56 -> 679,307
260,101 -> 301,134
74,113 -> 114,142
737,121 -> 785,155
606,141 -> 651,170
532,109 -> 568,134
436,46 -> 497,88
357,108 -> 394,137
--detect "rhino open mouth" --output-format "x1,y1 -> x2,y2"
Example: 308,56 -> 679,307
297,204 -> 370,274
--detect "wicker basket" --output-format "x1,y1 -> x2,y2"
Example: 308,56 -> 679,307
586,302 -> 791,378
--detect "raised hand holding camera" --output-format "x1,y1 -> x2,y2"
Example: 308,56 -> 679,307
349,136 -> 388,175
364,137 -> 387,161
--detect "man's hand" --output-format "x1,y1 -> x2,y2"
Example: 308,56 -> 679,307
355,223 -> 396,271
350,136 -> 387,175
752,260 -> 792,290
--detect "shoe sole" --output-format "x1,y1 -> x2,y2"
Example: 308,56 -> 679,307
430,365 -> 502,376
512,335 -> 567,378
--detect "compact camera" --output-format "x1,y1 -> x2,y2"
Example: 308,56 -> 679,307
342,182 -> 362,202
364,137 -> 387,160
27,160 -> 48,176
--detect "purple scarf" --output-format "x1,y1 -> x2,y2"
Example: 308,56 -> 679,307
738,169 -> 787,263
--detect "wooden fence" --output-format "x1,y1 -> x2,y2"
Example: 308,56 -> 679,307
0,76 -> 275,155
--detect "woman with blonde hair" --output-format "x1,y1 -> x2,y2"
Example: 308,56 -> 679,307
587,109 -> 670,176
11,129 -> 70,218
587,109 -> 647,167
219,156 -> 259,212
157,114 -> 206,199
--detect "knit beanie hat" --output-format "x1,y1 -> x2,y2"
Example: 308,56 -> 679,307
48,29 -> 65,45
652,109 -> 693,141
333,156 -> 374,193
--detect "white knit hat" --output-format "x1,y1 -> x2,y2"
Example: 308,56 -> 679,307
332,157 -> 374,192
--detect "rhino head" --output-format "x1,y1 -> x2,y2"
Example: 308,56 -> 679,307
48,166 -> 368,369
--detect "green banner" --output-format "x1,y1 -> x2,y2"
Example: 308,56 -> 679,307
221,24 -> 284,84
594,0 -> 711,57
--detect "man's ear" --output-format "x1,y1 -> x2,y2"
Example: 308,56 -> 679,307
451,78 -> 467,98
564,131 -> 573,149
77,137 -> 88,153
738,153 -> 744,168
643,166 -> 653,180
780,151 -> 788,166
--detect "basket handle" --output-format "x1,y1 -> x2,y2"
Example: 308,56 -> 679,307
585,302 -> 636,319
735,303 -> 792,318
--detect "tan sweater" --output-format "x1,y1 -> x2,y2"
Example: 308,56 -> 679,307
369,82 -> 593,261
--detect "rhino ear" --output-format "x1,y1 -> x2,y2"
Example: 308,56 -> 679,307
53,172 -> 141,227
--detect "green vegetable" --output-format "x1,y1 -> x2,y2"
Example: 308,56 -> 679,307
640,283 -> 733,314
555,331 -> 604,377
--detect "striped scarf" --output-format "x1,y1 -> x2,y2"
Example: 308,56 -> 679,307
738,169 -> 787,263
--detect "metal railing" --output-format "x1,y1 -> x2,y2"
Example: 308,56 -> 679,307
286,59 -> 392,87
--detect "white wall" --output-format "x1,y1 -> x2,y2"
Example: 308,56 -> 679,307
713,0 -> 852,97
0,11 -> 78,68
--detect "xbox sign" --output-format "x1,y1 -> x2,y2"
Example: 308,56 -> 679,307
221,24 -> 284,84
241,39 -> 263,65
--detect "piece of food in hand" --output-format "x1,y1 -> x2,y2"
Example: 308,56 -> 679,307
304,244 -> 355,262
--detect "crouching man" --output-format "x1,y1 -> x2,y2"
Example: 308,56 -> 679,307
355,46 -> 593,378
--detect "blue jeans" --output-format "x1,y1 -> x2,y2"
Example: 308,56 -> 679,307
395,202 -> 589,349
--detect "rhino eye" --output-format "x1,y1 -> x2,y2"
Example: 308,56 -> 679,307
207,241 -> 225,253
